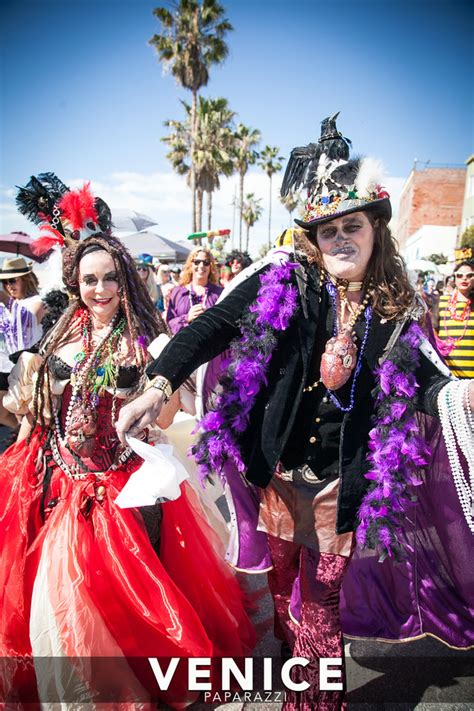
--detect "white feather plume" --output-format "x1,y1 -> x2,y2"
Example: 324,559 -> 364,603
355,157 -> 386,197
316,154 -> 331,181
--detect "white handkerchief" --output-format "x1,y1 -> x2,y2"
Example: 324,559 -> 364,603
115,436 -> 190,508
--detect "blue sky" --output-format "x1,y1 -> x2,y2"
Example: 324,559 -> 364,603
1,0 -> 473,254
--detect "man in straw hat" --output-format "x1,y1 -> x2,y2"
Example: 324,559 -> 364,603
0,256 -> 44,430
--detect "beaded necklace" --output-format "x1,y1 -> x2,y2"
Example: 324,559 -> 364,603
304,277 -> 373,411
446,289 -> 471,321
324,280 -> 372,411
54,309 -> 127,465
437,380 -> 474,533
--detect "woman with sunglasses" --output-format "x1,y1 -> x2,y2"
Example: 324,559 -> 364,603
0,257 -> 44,431
166,247 -> 222,334
435,259 -> 474,377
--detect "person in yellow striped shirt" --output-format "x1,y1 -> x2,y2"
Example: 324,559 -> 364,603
436,260 -> 474,378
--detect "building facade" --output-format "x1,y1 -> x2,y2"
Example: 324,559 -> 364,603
460,154 -> 474,236
397,163 -> 465,256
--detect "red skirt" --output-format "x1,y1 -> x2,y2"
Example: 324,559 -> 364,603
0,432 -> 255,707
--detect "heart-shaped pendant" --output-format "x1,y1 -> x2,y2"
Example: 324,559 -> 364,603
320,330 -> 357,390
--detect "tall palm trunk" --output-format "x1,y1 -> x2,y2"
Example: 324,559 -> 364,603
245,222 -> 250,253
207,191 -> 212,230
190,89 -> 198,232
238,172 -> 244,251
267,173 -> 273,249
196,188 -> 204,235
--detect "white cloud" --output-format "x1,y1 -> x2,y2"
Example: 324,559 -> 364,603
1,170 -> 407,257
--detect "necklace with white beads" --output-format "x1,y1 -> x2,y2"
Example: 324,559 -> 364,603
54,312 -> 120,449
437,380 -> 474,533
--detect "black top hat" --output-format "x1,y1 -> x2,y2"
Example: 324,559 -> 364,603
281,113 -> 392,231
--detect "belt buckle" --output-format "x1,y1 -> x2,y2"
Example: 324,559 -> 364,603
300,464 -> 323,484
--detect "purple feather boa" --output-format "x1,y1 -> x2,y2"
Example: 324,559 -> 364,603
356,322 -> 431,560
192,261 -> 298,480
193,261 -> 430,561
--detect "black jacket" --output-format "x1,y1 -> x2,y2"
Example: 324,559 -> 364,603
150,261 -> 449,533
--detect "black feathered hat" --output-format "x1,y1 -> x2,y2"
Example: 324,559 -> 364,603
281,113 -> 391,231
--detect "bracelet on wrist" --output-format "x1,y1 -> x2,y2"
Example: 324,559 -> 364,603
146,375 -> 173,402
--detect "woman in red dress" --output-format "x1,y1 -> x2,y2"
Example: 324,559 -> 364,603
0,178 -> 254,708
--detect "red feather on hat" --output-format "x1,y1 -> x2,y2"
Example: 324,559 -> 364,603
57,183 -> 98,230
31,226 -> 65,256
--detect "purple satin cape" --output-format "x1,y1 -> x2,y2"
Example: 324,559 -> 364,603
340,412 -> 474,649
222,413 -> 474,648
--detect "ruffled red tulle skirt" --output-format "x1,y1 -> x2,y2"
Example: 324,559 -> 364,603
0,432 -> 255,708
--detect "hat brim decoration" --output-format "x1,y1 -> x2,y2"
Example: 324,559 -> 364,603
280,115 -> 392,232
295,156 -> 392,229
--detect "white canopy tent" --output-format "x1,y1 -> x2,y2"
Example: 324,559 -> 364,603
115,231 -> 190,262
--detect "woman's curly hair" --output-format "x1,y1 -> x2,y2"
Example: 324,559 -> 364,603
179,247 -> 219,286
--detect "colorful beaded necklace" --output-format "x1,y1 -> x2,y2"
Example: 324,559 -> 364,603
72,308 -> 127,410
54,309 -> 127,461
323,279 -> 373,412
303,276 -> 374,411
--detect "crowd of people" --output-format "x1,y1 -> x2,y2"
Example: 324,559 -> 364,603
0,114 -> 473,710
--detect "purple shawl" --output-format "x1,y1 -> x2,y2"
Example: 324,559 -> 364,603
166,283 -> 222,335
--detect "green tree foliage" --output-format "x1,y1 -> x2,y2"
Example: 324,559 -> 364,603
426,253 -> 448,265
280,192 -> 302,225
242,192 -> 263,253
150,0 -> 233,231
232,124 -> 261,250
460,225 -> 474,250
162,96 -> 235,232
258,146 -> 284,248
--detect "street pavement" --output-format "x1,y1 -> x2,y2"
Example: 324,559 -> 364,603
1,425 -> 472,709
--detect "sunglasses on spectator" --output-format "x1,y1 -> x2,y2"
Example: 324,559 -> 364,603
2,278 -> 19,285
136,266 -> 149,272
455,273 -> 474,279
193,259 -> 211,267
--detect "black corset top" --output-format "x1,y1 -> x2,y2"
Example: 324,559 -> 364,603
49,354 -> 140,389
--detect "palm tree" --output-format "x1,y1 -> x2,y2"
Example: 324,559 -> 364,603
150,0 -> 233,231
280,191 -> 301,226
258,145 -> 284,248
162,96 -> 235,232
242,192 -> 263,253
232,123 -> 261,250
194,97 -> 235,230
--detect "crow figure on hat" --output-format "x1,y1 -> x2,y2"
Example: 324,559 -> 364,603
281,112 -> 391,230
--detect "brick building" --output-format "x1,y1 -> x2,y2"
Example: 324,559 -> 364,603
397,163 -> 465,256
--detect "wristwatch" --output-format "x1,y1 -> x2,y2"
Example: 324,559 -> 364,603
147,375 -> 173,402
